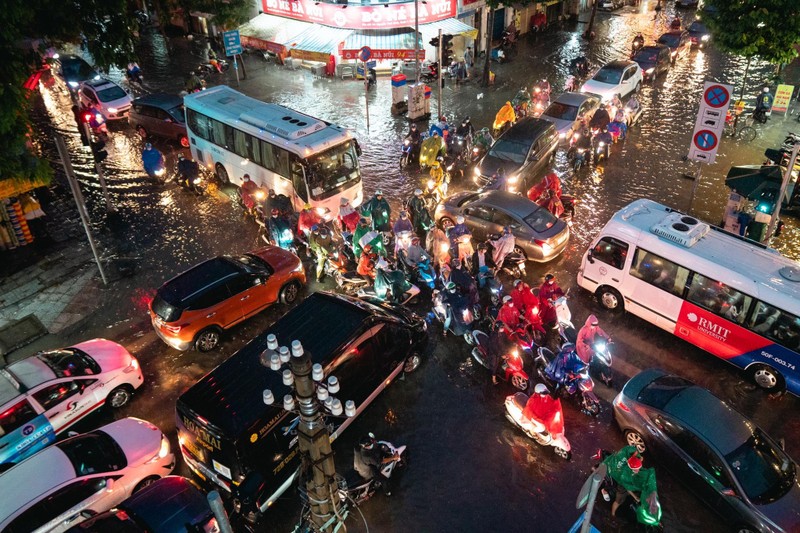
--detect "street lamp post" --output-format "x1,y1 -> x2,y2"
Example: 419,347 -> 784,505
261,336 -> 355,532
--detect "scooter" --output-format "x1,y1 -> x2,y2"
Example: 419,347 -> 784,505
469,330 -> 530,391
397,251 -> 436,290
553,295 -> 577,345
325,245 -> 370,294
420,62 -> 439,83
534,346 -> 601,416
358,283 -> 420,305
338,438 -> 406,505
505,392 -> 571,460
400,136 -> 419,168
485,236 -> 526,278
88,110 -> 109,141
431,289 -> 475,340
198,59 -> 230,76
175,167 -> 206,196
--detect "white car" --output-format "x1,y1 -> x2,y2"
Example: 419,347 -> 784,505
580,60 -> 643,102
78,78 -> 133,120
540,92 -> 601,141
0,339 -> 144,467
0,417 -> 174,533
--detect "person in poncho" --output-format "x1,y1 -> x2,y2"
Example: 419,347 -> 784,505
602,445 -> 660,525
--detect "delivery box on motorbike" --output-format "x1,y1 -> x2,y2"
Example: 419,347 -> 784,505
175,292 -> 426,515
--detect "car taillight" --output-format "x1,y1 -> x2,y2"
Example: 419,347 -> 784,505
534,239 -> 553,254
163,323 -> 182,334
123,357 -> 140,373
614,395 -> 631,412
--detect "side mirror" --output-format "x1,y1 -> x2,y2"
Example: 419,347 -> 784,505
80,510 -> 97,519
254,277 -> 263,285
354,140 -> 362,157
587,250 -> 595,264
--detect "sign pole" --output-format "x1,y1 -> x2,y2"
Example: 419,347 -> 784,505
364,60 -> 370,132
414,0 -> 420,83
82,121 -> 113,212
688,162 -> 702,214
233,54 -> 240,86
766,144 -> 800,243
437,28 -> 443,119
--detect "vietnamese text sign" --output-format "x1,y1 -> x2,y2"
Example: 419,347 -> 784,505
223,30 -> 242,56
342,49 -> 424,60
262,0 -> 455,29
688,81 -> 733,165
772,84 -> 795,113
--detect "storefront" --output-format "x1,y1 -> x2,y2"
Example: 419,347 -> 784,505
239,13 -> 314,61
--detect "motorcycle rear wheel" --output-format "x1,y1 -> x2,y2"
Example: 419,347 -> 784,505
554,447 -> 571,460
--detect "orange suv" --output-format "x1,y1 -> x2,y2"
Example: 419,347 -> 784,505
149,246 -> 305,351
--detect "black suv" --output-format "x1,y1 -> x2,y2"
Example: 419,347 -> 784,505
129,93 -> 189,147
53,54 -> 100,92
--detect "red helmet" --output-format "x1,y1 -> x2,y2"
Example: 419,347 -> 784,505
627,454 -> 643,471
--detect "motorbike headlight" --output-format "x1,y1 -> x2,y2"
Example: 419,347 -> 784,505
447,164 -> 454,171
645,68 -> 654,74
108,107 -> 118,114
283,229 -> 292,238
671,51 -> 678,57
472,147 -> 479,153
155,168 -> 165,176
404,139 -> 410,146
440,242 -> 449,253
598,141 -> 605,147
427,179 -> 435,190
595,341 -> 606,352
701,35 -> 710,41
473,166 -> 481,176
509,175 -> 519,184
192,177 -> 202,185
68,81 -> 79,88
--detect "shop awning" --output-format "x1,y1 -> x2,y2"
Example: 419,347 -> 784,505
419,18 -> 479,39
283,25 -> 353,63
238,14 -> 313,54
341,29 -> 424,61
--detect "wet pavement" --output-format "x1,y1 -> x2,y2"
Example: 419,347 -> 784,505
16,3 -> 800,532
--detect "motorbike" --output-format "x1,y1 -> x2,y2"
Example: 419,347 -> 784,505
505,392 -> 571,460
400,136 -> 420,168
569,56 -> 590,78
531,87 -> 550,118
501,31 -> 517,55
631,38 -> 644,58
469,330 -> 530,391
325,243 -> 370,294
623,104 -> 644,127
198,59 -> 230,76
338,437 -> 406,505
420,62 -> 440,83
591,128 -> 611,162
431,289 -> 475,340
126,68 -> 144,86
511,90 -> 532,118
485,236 -> 526,278
591,449 -> 663,528
397,250 -> 436,290
87,110 -> 109,141
358,282 -> 420,305
553,294 -> 577,346
534,347 -> 601,416
367,68 -> 377,89
175,165 -> 206,196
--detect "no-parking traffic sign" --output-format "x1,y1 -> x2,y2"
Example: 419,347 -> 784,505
688,81 -> 733,164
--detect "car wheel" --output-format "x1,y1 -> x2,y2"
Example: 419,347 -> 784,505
624,430 -> 646,453
107,385 -> 134,409
215,163 -> 229,184
133,476 -> 160,494
137,126 -> 147,139
195,328 -> 222,352
404,352 -> 422,373
596,286 -> 624,312
634,81 -> 642,93
511,374 -> 528,391
439,216 -> 455,231
179,135 -> 190,148
747,364 -> 785,393
280,281 -> 301,304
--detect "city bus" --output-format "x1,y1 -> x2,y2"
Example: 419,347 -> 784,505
577,198 -> 800,395
183,85 -> 363,212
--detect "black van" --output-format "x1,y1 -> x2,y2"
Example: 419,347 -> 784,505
175,292 -> 426,512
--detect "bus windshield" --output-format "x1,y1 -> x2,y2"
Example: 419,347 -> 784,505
305,140 -> 360,199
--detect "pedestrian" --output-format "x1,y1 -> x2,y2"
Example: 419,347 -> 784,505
464,46 -> 474,69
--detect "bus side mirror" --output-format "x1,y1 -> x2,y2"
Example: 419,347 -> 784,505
587,250 -> 595,264
354,140 -> 362,157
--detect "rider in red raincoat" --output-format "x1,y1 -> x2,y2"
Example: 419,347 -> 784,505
526,172 -> 562,203
539,273 -> 565,327
297,203 -> 322,236
522,384 -> 565,435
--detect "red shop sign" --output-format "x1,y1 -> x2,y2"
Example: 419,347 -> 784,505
341,49 -> 425,60
261,0 -> 455,29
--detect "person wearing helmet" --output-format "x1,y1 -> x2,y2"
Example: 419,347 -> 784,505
357,243 -> 378,280
185,70 -> 203,93
497,295 -> 521,335
239,173 -> 259,213
426,225 -> 451,270
338,196 -> 360,233
448,215 -> 473,264
494,101 -> 516,132
267,207 -> 293,250
754,86 -> 773,124
406,123 -> 422,159
297,202 -> 322,238
308,222 -> 335,282
522,383 -> 565,437
265,188 -> 293,218
489,226 -> 515,269
176,152 -> 200,190
361,190 -> 391,232
510,279 -> 537,312
354,435 -> 399,495
456,116 -> 475,138
576,314 -> 612,385
141,142 -> 164,180
601,446 -> 660,524
539,273 -> 565,329
407,188 -> 434,239
392,210 -> 414,257
450,257 -> 479,306
402,235 -> 430,269
374,258 -> 415,304
352,217 -> 370,258
544,342 -> 580,384
527,171 -> 562,203
537,187 -> 565,218
441,278 -> 472,336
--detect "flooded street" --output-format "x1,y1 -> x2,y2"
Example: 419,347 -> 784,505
25,3 -> 800,532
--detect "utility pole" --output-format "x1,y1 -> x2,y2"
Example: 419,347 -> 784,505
437,28 -> 443,119
414,0 -> 420,83
575,463 -> 606,533
81,121 -> 114,212
766,144 -> 800,243
54,134 -> 109,286
261,337 -> 355,532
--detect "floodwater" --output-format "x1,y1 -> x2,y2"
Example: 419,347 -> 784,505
27,3 -> 800,532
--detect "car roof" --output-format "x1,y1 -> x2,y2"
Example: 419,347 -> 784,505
600,60 -> 636,71
471,190 -> 540,218
83,78 -> 118,90
132,93 -> 183,110
0,372 -> 21,406
123,476 -> 211,529
553,92 -> 595,106
0,446 -> 75,523
157,257 -> 242,306
177,292 -> 374,436
500,117 -> 553,142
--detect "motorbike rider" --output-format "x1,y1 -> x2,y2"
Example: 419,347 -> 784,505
374,259 -> 414,304
441,281 -> 472,336
494,101 -> 517,131
240,173 -> 259,213
450,258 -> 479,307
448,216 -> 473,263
402,236 -> 431,269
309,224 -> 335,282
564,75 -> 578,93
538,188 -> 565,218
185,70 -> 203,93
267,208 -> 293,249
569,55 -> 589,76
487,167 -> 514,192
539,273 -> 565,330
408,189 -> 434,239
624,94 -> 641,125
471,242 -> 496,288
497,295 -> 523,337
405,123 -> 422,161
527,172 -> 562,203
362,190 -> 391,232
670,16 -> 681,30
576,314 -> 612,385
126,62 -> 143,84
602,446 -> 659,522
573,128 -> 593,166
631,33 -> 644,55
357,244 -> 379,280
353,217 -> 371,258
176,153 -> 200,189
522,383 -> 565,437
589,105 -> 611,132
473,128 -> 494,153
510,279 -> 538,312
265,189 -> 292,218
490,226 -> 515,268
593,127 -> 613,160
754,87 -> 773,124
428,161 -> 448,199
393,210 -> 414,257
337,196 -> 360,233
141,142 -> 164,179
297,203 -> 322,239
354,435 -> 398,496
426,226 -> 451,269
456,117 -> 475,139
534,79 -> 551,100
487,321 -> 513,384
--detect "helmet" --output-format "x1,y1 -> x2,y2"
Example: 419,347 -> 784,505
440,115 -> 446,121
451,258 -> 461,268
268,188 -> 276,195
464,116 -> 471,122
340,197 -> 350,206
271,208 -> 279,217
432,131 -> 440,137
375,190 -> 383,196
144,142 -> 152,150
456,215 -> 465,224
560,342 -> 575,353
411,123 -> 417,130
414,188 -> 423,197
534,383 -> 548,395
502,295 -> 512,304
432,161 -> 440,169
627,454 -> 643,471
177,153 -> 185,160
400,210 -> 408,218
545,273 -> 555,281
311,224 -> 319,233
360,436 -> 375,449
319,226 -> 330,237
763,87 -> 770,93
243,174 -> 251,181
303,203 -> 312,210
445,281 -> 457,292
376,258 -> 389,270
359,217 -> 369,226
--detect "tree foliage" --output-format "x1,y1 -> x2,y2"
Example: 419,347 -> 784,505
191,0 -> 253,31
700,0 -> 800,65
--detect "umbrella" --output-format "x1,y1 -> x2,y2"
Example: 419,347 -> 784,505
724,165 -> 784,200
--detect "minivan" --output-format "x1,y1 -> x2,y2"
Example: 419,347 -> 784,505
175,292 -> 426,513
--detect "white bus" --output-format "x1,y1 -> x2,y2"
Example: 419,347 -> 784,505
183,86 -> 363,212
577,198 -> 800,396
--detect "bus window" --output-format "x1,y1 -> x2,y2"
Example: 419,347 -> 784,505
591,237 -> 628,270
250,136 -> 262,165
291,157 -> 308,202
233,129 -> 249,159
211,119 -> 227,148
687,273 -> 752,324
187,109 -> 210,140
630,249 -> 689,297
749,303 -> 800,349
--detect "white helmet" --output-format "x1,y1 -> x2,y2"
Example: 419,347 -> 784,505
502,295 -> 512,304
534,383 -> 548,395
456,215 -> 465,224
414,188 -> 423,197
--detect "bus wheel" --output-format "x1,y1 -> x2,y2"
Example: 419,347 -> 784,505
215,163 -> 229,185
747,364 -> 785,393
597,286 -> 624,312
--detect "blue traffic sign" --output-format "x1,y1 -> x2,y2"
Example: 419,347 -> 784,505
358,46 -> 372,62
223,30 -> 242,57
693,129 -> 717,151
704,85 -> 729,108
366,60 -> 376,69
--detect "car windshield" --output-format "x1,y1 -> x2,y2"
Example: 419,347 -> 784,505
634,50 -> 659,62
305,140 -> 360,200
168,104 -> 185,123
37,348 -> 101,378
235,254 -> 273,274
488,138 -> 529,164
543,102 -> 579,121
725,430 -> 796,504
523,208 -> 557,232
96,85 -> 128,102
592,67 -> 623,85
658,34 -> 682,47
688,21 -> 707,33
62,59 -> 96,80
57,432 -> 127,475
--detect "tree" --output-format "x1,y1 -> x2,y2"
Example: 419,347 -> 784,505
583,0 -> 599,40
0,0 -> 136,186
701,0 -> 800,98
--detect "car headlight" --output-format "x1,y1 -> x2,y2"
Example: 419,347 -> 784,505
559,132 -> 566,139
473,166 -> 481,176
645,68 -> 654,74
701,35 -> 710,41
93,75 -> 101,80
108,107 -> 118,114
68,81 -> 79,88
147,435 -> 171,463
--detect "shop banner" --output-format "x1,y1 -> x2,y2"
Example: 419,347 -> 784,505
262,0 -> 455,29
341,49 -> 425,60
772,84 -> 795,114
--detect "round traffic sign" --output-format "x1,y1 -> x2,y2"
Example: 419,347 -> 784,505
704,85 -> 730,108
693,129 -> 718,151
358,46 -> 372,62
